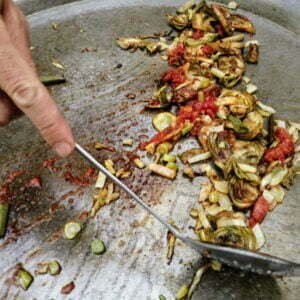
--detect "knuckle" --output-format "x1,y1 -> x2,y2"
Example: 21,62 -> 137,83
11,82 -> 42,109
39,108 -> 61,136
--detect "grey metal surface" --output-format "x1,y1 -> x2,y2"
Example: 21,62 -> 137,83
0,0 -> 299,299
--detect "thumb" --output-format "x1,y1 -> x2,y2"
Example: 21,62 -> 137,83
0,19 -> 74,157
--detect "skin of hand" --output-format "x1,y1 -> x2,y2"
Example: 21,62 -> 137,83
0,0 -> 74,157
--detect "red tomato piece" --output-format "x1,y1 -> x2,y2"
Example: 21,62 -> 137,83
264,128 -> 295,163
249,196 -> 269,227
161,66 -> 186,88
192,29 -> 204,39
168,43 -> 186,65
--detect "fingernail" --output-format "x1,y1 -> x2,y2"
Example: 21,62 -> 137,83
53,142 -> 73,157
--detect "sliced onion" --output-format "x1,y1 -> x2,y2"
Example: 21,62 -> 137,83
252,224 -> 265,250
217,217 -> 246,228
212,180 -> 229,194
95,171 -> 107,189
237,163 -> 257,174
198,204 -> 211,229
218,194 -> 233,211
256,101 -> 276,114
275,119 -> 286,129
260,167 -> 288,190
148,163 -> 177,179
187,152 -> 211,164
198,181 -> 212,202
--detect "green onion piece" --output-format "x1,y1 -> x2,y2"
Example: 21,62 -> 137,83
162,154 -> 176,163
166,162 -> 178,171
18,268 -> 34,290
175,284 -> 189,300
181,122 -> 193,136
159,295 -> 167,300
156,142 -> 173,154
91,239 -> 106,255
64,221 -> 82,240
210,260 -> 222,271
228,115 -> 249,134
49,261 -> 61,275
0,203 -> 9,238
40,75 -> 66,85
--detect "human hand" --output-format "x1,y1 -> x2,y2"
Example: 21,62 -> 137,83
0,0 -> 74,157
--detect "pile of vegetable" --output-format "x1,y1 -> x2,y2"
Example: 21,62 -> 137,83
117,0 -> 300,297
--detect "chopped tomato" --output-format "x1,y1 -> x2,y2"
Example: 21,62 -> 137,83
25,176 -> 43,189
192,29 -> 204,39
201,45 -> 214,57
161,66 -> 186,88
43,157 -> 61,172
83,167 -> 95,179
249,196 -> 269,227
264,128 -> 295,163
168,43 -> 186,65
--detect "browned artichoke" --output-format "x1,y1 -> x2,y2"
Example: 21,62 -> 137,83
237,111 -> 264,140
217,89 -> 256,117
229,176 -> 259,208
231,14 -> 256,34
167,14 -> 189,30
199,225 -> 256,250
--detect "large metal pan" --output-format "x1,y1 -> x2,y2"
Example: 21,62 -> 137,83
0,0 -> 299,299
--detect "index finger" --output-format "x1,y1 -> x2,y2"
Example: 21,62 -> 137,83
0,18 -> 74,157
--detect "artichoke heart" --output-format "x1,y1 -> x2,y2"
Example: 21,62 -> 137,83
217,89 -> 255,117
199,226 -> 256,250
238,111 -> 264,140
229,177 -> 259,208
217,56 -> 245,88
167,14 -> 189,30
207,131 -> 235,166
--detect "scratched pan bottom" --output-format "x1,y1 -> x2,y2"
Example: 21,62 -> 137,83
0,0 -> 299,299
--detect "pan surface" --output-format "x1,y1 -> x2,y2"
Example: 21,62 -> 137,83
0,0 -> 299,299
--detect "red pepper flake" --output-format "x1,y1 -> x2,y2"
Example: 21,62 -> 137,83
249,196 -> 269,227
24,177 -> 43,189
161,66 -> 186,88
168,43 -> 186,65
5,170 -> 26,184
61,281 -> 75,294
42,157 -> 61,172
192,29 -> 204,39
264,128 -> 295,163
63,172 -> 90,187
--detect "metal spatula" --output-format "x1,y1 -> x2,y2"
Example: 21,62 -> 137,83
75,143 -> 300,276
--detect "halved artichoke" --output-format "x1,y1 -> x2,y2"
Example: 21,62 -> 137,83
192,11 -> 216,32
229,176 -> 259,208
217,89 -> 255,117
199,225 -> 256,250
231,14 -> 256,34
215,55 -> 245,88
237,111 -> 264,140
207,131 -> 236,170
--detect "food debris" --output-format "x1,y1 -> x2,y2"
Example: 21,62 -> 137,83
52,60 -> 65,70
61,281 -> 75,294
